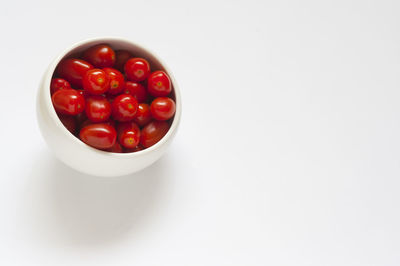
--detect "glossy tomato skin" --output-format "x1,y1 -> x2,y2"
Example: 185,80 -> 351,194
85,95 -> 111,122
58,114 -> 76,134
83,69 -> 110,95
147,71 -> 172,97
140,121 -> 169,148
103,67 -> 125,95
79,123 -> 117,149
114,50 -> 132,71
50,78 -> 71,95
117,122 -> 141,149
150,97 -> 176,121
124,58 -> 150,82
111,94 -> 138,122
134,103 -> 152,127
52,89 -> 85,115
124,81 -> 147,102
57,58 -> 93,88
82,44 -> 115,68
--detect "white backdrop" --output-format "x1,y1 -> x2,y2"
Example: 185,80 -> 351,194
0,0 -> 400,265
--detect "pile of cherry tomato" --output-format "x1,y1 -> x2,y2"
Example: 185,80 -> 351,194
51,44 -> 176,153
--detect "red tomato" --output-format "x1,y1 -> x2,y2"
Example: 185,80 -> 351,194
140,121 -> 169,148
107,142 -> 123,153
111,94 -> 138,122
118,122 -> 141,149
50,78 -> 71,95
52,89 -> 85,115
79,123 -> 117,149
85,95 -> 111,122
134,103 -> 152,127
150,97 -> 176,121
58,114 -> 76,134
147,71 -> 172,97
103,67 -> 125,95
124,81 -> 147,102
82,44 -> 115,68
56,58 -> 93,87
114,50 -> 132,71
124,58 -> 150,82
83,69 -> 110,95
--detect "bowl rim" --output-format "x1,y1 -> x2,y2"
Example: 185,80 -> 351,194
43,36 -> 181,158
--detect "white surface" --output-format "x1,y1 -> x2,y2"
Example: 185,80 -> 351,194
37,37 -> 182,177
0,0 -> 400,265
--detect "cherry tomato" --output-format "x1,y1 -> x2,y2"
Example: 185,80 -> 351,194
57,58 -> 93,87
107,142 -> 123,153
124,81 -> 147,102
83,69 -> 110,95
50,78 -> 71,95
150,97 -> 176,121
118,122 -> 141,149
147,71 -> 172,97
134,103 -> 152,127
124,58 -> 150,82
85,95 -> 111,122
52,89 -> 85,115
111,94 -> 138,122
140,121 -> 169,148
103,67 -> 125,95
82,44 -> 115,68
114,50 -> 132,71
79,123 -> 117,149
58,114 -> 76,134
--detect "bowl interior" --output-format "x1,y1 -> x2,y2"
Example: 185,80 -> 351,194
46,37 -> 180,157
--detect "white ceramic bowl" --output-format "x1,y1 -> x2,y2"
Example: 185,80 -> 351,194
37,37 -> 181,177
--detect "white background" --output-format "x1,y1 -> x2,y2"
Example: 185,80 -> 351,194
0,0 -> 399,265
